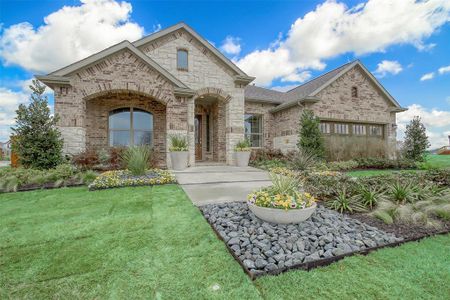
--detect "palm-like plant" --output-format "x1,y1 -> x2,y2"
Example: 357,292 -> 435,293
354,185 -> 385,209
327,188 -> 367,213
289,149 -> 317,171
268,172 -> 300,195
388,181 -> 418,204
120,146 -> 153,176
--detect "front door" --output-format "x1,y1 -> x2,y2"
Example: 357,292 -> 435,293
195,114 -> 202,161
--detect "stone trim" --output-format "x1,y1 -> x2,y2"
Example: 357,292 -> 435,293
195,87 -> 232,103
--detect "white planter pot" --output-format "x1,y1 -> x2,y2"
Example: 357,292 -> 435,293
248,202 -> 317,224
170,151 -> 188,170
235,151 -> 251,167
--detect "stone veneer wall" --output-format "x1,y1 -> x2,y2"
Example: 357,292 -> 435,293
273,65 -> 398,157
244,101 -> 277,148
139,28 -> 245,165
85,93 -> 167,167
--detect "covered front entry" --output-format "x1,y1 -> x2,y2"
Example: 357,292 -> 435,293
194,94 -> 227,163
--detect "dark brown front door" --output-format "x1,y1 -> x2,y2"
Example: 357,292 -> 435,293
195,114 -> 202,161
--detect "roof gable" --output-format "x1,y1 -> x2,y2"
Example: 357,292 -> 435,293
45,41 -> 187,89
133,22 -> 254,83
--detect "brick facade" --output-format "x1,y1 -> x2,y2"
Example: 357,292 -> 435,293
43,24 -> 402,167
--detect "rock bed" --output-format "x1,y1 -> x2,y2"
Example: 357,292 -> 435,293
200,202 -> 402,276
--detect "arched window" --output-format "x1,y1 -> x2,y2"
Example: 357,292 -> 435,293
351,86 -> 358,98
109,108 -> 153,146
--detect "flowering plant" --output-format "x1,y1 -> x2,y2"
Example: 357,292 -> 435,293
247,172 -> 316,210
89,169 -> 176,190
247,188 -> 316,210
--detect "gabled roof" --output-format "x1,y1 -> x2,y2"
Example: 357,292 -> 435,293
244,60 -> 406,113
133,22 -> 254,84
40,40 -> 188,89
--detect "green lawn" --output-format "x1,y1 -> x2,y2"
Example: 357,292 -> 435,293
347,154 -> 450,177
1,186 -> 449,299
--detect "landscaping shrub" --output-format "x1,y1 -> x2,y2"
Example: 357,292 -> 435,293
250,148 -> 286,162
402,116 -> 430,162
120,146 -> 153,176
250,158 -> 287,170
88,169 -> 175,190
289,150 -> 318,171
72,150 -> 100,171
234,139 -> 251,151
169,135 -> 188,151
326,187 -> 367,213
0,164 -> 95,192
297,110 -> 325,159
355,157 -> 416,170
327,160 -> 359,171
109,147 -> 125,169
10,80 -> 63,169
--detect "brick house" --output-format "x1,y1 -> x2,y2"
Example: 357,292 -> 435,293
36,22 -> 406,167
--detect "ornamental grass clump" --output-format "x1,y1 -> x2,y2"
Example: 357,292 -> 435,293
247,173 -> 316,210
169,135 -> 188,151
235,139 -> 251,151
120,146 -> 153,176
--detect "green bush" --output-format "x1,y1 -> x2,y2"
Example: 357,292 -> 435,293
327,160 -> 359,171
169,135 -> 188,151
403,116 -> 430,162
297,110 -> 325,158
11,80 -> 63,169
120,146 -> 153,176
235,139 -> 251,151
289,150 -> 318,171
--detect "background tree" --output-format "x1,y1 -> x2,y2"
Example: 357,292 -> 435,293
297,109 -> 325,159
11,80 -> 64,169
403,116 -> 430,161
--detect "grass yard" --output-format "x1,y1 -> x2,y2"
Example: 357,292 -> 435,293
1,186 -> 450,299
347,154 -> 450,177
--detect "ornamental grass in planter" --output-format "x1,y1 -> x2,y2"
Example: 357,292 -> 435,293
235,139 -> 251,167
247,173 -> 317,224
169,135 -> 188,170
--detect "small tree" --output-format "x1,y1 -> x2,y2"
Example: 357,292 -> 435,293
297,109 -> 325,159
11,80 -> 64,169
403,116 -> 430,161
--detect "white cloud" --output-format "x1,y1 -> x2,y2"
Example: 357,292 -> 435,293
281,71 -> 312,83
0,87 -> 29,141
220,36 -> 241,55
373,60 -> 402,78
420,72 -> 435,81
0,0 -> 145,73
237,0 -> 450,86
397,104 -> 450,148
438,65 -> 450,74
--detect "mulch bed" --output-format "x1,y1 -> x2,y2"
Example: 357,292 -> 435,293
349,213 -> 450,240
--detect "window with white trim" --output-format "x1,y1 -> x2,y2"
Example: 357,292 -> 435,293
177,49 -> 188,70
109,108 -> 153,146
245,114 -> 263,147
352,124 -> 366,135
369,125 -> 383,136
320,123 -> 331,134
334,123 -> 349,135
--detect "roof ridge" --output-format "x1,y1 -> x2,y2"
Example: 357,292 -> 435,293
285,60 -> 356,94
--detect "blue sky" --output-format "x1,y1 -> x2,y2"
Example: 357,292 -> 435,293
1,0 -> 450,148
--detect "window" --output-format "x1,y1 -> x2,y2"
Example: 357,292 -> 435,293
109,108 -> 153,146
320,123 -> 331,134
369,125 -> 383,136
352,124 -> 366,135
177,49 -> 188,70
351,86 -> 358,98
245,114 -> 263,147
334,123 -> 349,135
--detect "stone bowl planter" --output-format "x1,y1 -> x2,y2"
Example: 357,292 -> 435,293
235,151 -> 251,167
170,151 -> 188,170
248,202 -> 317,224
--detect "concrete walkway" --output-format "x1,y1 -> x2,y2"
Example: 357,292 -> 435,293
174,165 -> 271,206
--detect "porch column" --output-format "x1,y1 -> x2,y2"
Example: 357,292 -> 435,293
166,96 -> 191,169
226,92 -> 245,165
187,97 -> 195,166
